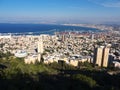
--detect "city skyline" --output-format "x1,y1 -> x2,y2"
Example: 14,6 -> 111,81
0,0 -> 120,24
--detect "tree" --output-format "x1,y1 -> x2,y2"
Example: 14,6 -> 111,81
73,74 -> 97,88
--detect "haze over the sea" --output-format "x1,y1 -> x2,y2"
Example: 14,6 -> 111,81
0,0 -> 120,24
0,23 -> 101,34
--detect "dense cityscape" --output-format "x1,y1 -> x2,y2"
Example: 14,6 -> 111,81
0,24 -> 120,67
0,24 -> 120,90
0,0 -> 120,90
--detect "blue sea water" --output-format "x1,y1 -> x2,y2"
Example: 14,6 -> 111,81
0,23 -> 101,34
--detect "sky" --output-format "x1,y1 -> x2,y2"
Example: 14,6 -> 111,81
0,0 -> 120,24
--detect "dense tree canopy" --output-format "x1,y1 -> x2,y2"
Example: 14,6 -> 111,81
0,52 -> 120,90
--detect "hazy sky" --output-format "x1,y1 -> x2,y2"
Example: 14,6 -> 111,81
0,0 -> 120,24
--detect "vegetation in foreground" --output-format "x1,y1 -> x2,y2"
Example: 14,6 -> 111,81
0,52 -> 120,90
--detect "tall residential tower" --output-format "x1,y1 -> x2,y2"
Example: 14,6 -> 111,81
38,35 -> 44,62
94,46 -> 110,67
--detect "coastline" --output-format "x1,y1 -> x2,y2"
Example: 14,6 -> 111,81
0,23 -> 102,34
62,24 -> 114,31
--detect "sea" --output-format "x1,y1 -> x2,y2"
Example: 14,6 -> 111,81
0,23 -> 103,35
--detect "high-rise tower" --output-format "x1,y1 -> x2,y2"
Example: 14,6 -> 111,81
38,36 -> 44,62
94,46 -> 103,67
102,47 -> 110,67
94,46 -> 110,67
